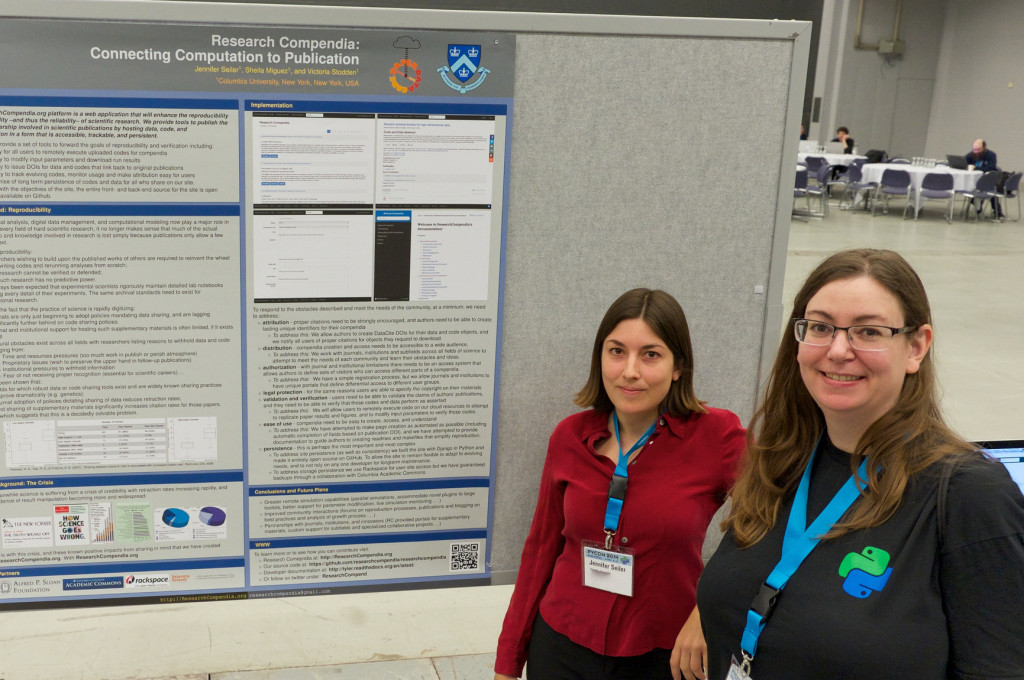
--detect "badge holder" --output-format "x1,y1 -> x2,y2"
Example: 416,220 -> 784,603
581,531 -> 634,597
727,654 -> 753,680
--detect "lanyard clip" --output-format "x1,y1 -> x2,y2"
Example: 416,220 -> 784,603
604,530 -> 614,550
740,651 -> 753,675
750,582 -> 780,620
608,473 -> 627,501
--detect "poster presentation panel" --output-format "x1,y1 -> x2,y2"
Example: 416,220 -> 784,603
0,16 -> 512,606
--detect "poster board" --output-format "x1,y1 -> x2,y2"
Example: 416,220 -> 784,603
0,0 -> 810,604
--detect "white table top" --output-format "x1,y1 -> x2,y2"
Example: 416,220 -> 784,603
860,164 -> 978,192
859,164 -> 981,217
798,152 -> 866,167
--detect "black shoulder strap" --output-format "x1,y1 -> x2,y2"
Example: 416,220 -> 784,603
936,458 -> 965,549
936,461 -> 953,549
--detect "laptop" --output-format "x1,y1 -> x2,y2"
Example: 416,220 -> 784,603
825,141 -> 846,155
946,154 -> 968,170
975,440 -> 1024,493
798,140 -> 818,153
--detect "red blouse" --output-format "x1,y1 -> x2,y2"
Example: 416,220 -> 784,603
495,407 -> 746,677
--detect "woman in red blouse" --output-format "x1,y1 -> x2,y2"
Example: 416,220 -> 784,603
494,288 -> 746,680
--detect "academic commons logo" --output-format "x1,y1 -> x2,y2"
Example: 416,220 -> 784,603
438,44 -> 490,93
838,546 -> 893,599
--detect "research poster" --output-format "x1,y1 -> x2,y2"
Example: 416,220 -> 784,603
0,16 -> 513,606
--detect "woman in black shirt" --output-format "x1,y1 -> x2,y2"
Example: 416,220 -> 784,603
694,248 -> 1024,680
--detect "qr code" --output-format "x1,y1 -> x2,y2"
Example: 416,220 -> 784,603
449,542 -> 481,572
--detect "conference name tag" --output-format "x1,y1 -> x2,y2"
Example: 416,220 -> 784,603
581,541 -> 634,596
727,655 -> 753,680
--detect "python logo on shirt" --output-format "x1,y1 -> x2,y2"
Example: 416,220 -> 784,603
838,546 -> 893,598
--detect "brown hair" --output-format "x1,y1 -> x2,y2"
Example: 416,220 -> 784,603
574,288 -> 706,418
726,249 -> 975,546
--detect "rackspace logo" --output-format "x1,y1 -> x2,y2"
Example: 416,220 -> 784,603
124,574 -> 170,588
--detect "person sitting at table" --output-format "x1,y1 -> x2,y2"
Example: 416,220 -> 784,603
827,127 -> 855,185
964,139 -> 1003,217
831,127 -> 855,154
965,138 -> 997,171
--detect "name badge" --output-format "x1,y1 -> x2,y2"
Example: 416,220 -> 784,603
727,655 -> 753,680
581,541 -> 634,596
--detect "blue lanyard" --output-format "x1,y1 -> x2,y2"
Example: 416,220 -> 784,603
739,440 -> 870,664
602,413 -> 658,547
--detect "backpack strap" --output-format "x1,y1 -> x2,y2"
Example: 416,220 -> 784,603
936,458 -> 966,549
936,461 -> 953,548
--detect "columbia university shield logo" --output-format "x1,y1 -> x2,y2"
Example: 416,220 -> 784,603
448,44 -> 480,82
438,44 -> 490,93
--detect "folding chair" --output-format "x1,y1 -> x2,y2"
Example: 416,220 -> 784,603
805,163 -> 831,216
998,171 -> 1022,222
957,171 -> 1000,221
837,162 -> 876,211
793,168 -> 810,221
827,157 -> 863,202
917,172 -> 955,223
802,156 -> 826,176
872,168 -> 913,219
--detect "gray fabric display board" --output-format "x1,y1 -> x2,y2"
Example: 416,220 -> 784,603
493,23 -> 808,580
5,1 -> 809,590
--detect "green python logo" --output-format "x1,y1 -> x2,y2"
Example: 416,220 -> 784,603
838,546 -> 893,598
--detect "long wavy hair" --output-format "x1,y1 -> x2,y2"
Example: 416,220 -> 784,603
574,288 -> 706,418
726,249 -> 975,546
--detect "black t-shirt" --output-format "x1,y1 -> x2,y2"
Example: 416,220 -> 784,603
698,438 -> 1024,680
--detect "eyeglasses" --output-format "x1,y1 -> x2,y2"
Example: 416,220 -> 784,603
793,318 -> 918,351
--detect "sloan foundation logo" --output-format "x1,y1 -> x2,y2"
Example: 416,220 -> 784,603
438,44 -> 490,93
124,573 -> 171,588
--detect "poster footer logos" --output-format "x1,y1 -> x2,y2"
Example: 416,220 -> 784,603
63,577 -> 124,591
